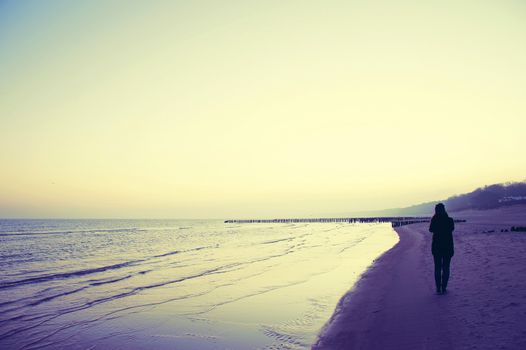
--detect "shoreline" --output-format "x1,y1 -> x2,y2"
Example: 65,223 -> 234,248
313,206 -> 526,350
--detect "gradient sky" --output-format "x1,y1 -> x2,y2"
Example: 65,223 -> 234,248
1,0 -> 525,218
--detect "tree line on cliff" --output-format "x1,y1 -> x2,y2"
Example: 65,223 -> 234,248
372,181 -> 526,216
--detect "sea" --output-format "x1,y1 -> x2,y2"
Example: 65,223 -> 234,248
0,219 -> 398,350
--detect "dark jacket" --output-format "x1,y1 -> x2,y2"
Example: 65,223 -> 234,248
429,215 -> 454,257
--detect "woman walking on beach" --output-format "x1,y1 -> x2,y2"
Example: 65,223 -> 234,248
429,203 -> 454,294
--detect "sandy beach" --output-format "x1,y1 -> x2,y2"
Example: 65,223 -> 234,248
313,205 -> 526,350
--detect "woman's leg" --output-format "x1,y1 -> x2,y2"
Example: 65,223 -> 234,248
433,254 -> 442,292
441,255 -> 452,292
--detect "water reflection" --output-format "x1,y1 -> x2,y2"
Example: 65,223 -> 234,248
0,220 -> 398,349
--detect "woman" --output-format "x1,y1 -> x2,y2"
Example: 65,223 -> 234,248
429,203 -> 454,294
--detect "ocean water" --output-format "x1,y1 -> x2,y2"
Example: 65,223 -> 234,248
0,219 -> 398,350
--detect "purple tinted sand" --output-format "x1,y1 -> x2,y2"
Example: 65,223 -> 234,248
313,206 -> 526,350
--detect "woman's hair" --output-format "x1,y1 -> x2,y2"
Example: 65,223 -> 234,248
435,203 -> 447,216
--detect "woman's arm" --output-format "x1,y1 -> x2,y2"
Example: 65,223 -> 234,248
429,217 -> 435,233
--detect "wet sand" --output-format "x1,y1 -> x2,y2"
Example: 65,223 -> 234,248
313,205 -> 526,350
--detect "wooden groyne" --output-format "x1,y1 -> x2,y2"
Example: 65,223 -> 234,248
225,217 -> 466,227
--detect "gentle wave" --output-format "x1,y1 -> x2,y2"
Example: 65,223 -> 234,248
0,260 -> 145,290
0,245 -> 213,290
0,228 -> 147,237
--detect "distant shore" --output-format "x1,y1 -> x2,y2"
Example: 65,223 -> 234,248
313,205 -> 526,350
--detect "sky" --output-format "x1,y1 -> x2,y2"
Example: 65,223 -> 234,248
1,0 -> 525,219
